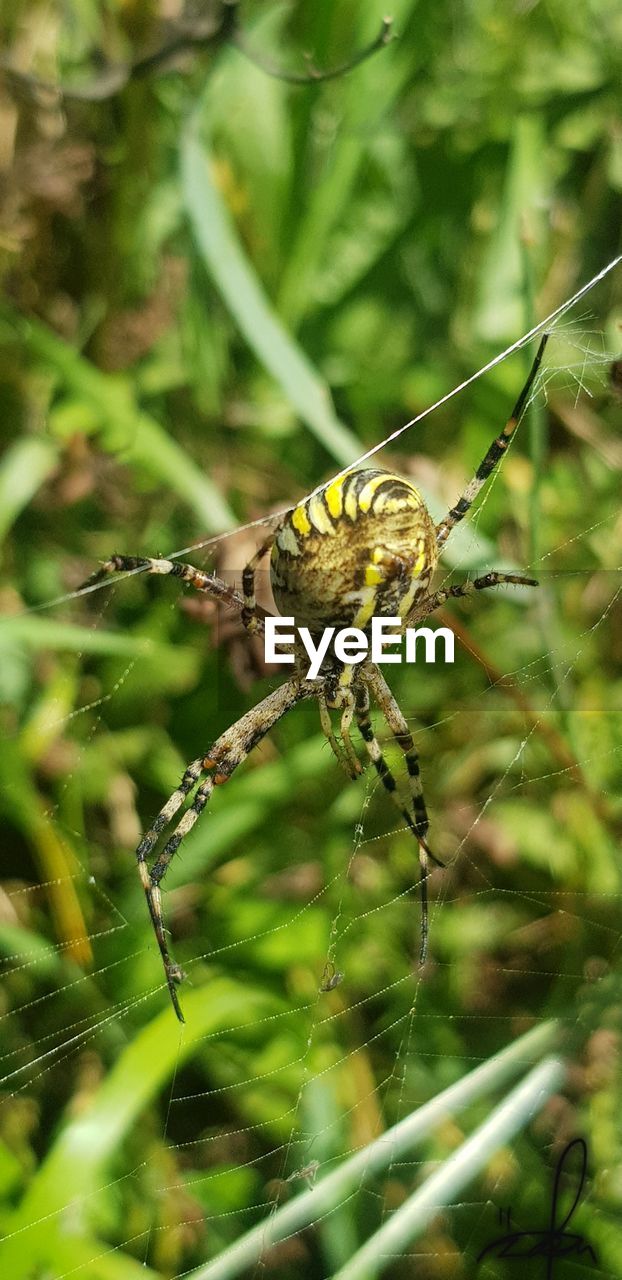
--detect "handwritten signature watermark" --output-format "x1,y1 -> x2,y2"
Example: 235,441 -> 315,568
478,1137 -> 597,1278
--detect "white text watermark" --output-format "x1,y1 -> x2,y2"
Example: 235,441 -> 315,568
265,616 -> 455,680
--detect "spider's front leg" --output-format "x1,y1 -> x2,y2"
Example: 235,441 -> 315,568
135,676 -> 312,1021
435,333 -> 549,547
81,554 -> 254,621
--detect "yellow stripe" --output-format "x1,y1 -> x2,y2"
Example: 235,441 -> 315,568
344,484 -> 359,521
358,474 -> 392,513
276,524 -> 301,556
324,475 -> 346,518
308,494 -> 335,535
365,565 -> 384,586
292,504 -> 312,536
338,664 -> 355,688
352,587 -> 379,629
374,486 -> 421,514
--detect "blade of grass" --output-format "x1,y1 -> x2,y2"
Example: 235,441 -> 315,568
0,980 -> 283,1279
276,0 -> 420,331
188,1020 -> 559,1280
0,738 -> 92,967
0,615 -> 197,664
181,89 -> 361,467
521,241 -> 578,752
0,437 -> 59,543
43,1232 -> 160,1280
332,1054 -> 566,1280
476,113 -> 548,342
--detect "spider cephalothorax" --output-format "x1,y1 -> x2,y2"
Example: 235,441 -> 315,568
86,336 -> 547,1020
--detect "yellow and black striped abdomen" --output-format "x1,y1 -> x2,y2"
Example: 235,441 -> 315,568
271,469 -> 438,632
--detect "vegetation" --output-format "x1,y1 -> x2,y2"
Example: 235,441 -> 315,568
0,2 -> 621,1277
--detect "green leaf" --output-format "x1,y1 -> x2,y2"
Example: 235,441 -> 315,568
0,437 -> 59,543
0,614 -> 195,661
181,92 -> 362,467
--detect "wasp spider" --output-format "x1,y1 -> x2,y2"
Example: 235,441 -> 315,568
87,337 -> 547,1021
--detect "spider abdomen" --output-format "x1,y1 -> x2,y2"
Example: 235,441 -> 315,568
271,469 -> 437,631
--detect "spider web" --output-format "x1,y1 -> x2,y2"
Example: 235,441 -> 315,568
1,300 -> 621,1280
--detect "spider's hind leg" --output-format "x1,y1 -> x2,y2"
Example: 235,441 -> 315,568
134,755 -> 209,1022
135,677 -> 311,1021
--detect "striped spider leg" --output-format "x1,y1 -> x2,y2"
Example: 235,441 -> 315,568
81,551 -> 278,1019
404,339 -> 550,627
414,570 -> 539,621
134,677 -> 313,1020
435,333 -> 549,547
355,667 -> 444,966
82,554 -> 252,620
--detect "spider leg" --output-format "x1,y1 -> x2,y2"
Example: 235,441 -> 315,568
338,689 -> 363,778
362,665 -> 434,850
319,664 -> 363,780
81,554 -> 255,623
318,692 -> 359,778
435,334 -> 549,548
354,674 -> 438,966
242,530 -> 280,634
137,676 -> 311,1020
415,570 -> 538,620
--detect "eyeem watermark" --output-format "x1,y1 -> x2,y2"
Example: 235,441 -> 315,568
265,617 -> 455,680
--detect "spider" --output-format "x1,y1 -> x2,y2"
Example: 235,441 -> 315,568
86,335 -> 548,1021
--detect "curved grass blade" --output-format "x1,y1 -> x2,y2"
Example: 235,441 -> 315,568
181,95 -> 361,468
0,437 -> 59,544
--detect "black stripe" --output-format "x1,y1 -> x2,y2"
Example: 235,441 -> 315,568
343,468 -> 389,516
377,765 -> 396,791
448,496 -> 470,521
475,438 -> 508,481
151,839 -> 181,879
367,477 -> 401,512
369,476 -> 416,512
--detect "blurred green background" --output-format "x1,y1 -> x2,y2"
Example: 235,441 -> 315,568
0,1 -> 621,1277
